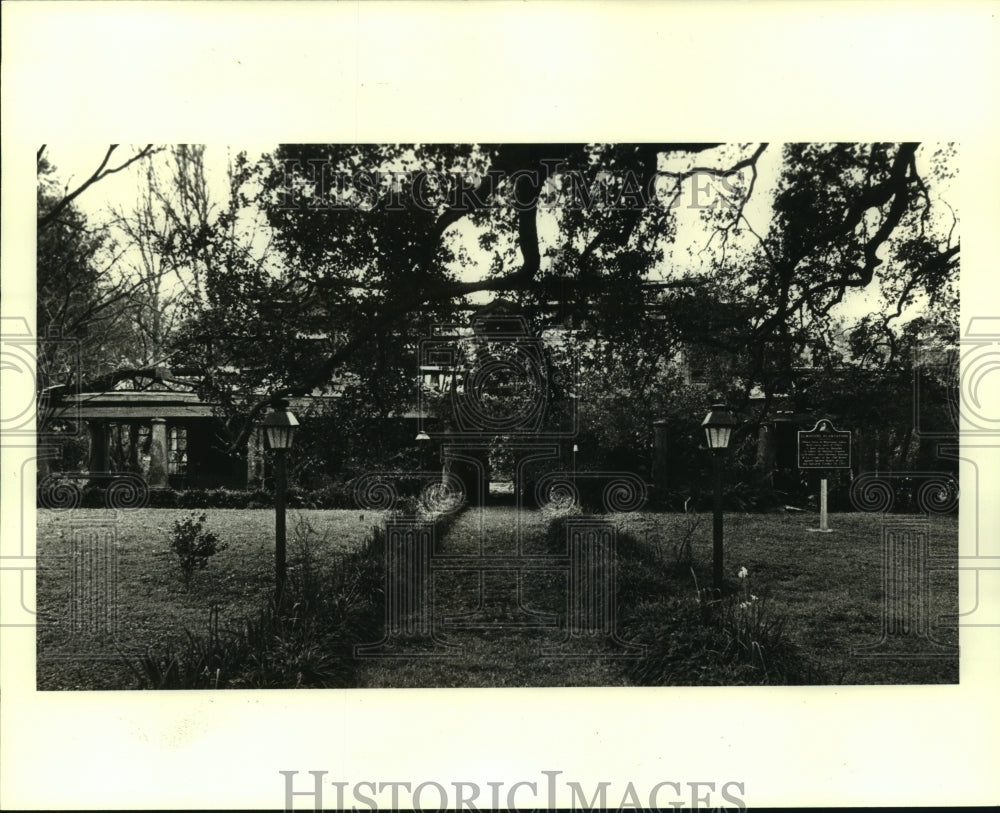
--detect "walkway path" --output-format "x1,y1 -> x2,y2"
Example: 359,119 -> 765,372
354,506 -> 637,688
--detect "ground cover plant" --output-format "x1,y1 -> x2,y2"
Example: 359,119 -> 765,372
36,507 -> 958,689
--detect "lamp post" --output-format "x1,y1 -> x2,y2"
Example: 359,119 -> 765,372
701,403 -> 737,591
264,400 -> 299,602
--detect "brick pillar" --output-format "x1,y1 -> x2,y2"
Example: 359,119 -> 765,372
148,418 -> 168,488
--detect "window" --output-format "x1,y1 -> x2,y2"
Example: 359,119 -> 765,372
168,426 -> 188,475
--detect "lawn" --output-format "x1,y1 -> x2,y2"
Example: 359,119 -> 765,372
613,510 -> 959,684
35,506 -> 959,689
35,508 -> 383,690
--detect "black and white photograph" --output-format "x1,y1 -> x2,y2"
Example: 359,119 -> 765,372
33,141 -> 962,691
2,3 -> 998,811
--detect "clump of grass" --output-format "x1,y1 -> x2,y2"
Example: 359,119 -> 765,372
625,597 -> 740,685
539,489 -> 582,524
626,566 -> 829,686
714,566 -> 786,675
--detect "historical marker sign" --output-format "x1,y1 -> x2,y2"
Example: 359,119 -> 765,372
798,419 -> 852,470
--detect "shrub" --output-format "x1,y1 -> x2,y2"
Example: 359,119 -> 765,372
148,488 -> 180,508
38,483 -> 369,510
169,512 -> 228,587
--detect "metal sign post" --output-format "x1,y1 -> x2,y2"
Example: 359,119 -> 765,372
797,419 -> 852,533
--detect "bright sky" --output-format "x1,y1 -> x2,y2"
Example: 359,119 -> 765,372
41,144 -> 255,219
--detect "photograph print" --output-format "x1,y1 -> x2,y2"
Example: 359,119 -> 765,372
34,142 -> 960,690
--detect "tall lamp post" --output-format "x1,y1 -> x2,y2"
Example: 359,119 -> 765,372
701,403 -> 737,591
264,400 -> 299,602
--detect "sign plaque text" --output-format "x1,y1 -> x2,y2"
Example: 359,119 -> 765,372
798,419 -> 851,470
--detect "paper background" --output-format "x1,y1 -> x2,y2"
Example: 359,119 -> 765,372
2,2 -> 998,809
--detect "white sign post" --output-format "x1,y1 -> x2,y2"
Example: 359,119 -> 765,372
797,419 -> 852,533
819,476 -> 830,532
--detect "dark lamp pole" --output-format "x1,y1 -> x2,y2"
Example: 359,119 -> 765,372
701,403 -> 737,590
264,401 -> 299,602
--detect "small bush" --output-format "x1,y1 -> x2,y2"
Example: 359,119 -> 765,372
148,488 -> 180,508
169,512 -> 228,587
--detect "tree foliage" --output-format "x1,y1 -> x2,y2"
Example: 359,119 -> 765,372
37,155 -> 140,405
158,142 -> 958,476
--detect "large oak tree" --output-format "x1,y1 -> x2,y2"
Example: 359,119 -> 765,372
166,142 -> 958,462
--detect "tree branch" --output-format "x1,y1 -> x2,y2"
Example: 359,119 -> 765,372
38,145 -> 161,230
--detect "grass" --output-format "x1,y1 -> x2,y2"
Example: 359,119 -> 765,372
615,510 -> 959,684
35,507 -> 959,689
355,508 -> 633,688
36,508 -> 384,690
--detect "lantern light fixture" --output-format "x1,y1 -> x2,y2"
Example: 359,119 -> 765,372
263,400 -> 299,450
701,403 -> 737,451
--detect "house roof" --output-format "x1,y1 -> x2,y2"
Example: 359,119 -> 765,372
57,390 -> 215,419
